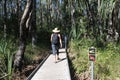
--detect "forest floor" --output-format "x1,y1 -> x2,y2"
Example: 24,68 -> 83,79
12,50 -> 49,80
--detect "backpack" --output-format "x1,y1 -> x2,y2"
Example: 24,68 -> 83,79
52,33 -> 59,45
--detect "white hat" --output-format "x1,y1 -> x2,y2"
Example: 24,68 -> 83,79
52,28 -> 60,33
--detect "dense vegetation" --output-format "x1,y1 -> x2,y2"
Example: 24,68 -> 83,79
69,39 -> 120,80
0,0 -> 120,80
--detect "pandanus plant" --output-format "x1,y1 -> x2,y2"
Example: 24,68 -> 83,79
0,39 -> 15,80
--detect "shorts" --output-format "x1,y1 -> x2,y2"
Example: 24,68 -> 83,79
51,44 -> 59,55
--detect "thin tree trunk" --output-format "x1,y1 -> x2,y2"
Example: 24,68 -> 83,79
31,0 -> 37,48
56,0 -> 60,22
63,0 -> 67,31
47,0 -> 49,29
111,0 -> 119,38
49,0 -> 52,29
85,0 -> 97,37
14,0 -> 33,71
16,0 -> 22,38
3,0 -> 7,39
97,0 -> 102,35
47,0 -> 52,30
70,0 -> 76,38
40,0 -> 43,28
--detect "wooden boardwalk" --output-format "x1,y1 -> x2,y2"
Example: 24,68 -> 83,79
29,48 -> 71,80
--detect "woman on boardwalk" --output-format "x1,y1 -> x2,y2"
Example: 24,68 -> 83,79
51,28 -> 62,63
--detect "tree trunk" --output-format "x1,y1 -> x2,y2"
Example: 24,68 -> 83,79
97,0 -> 102,35
47,0 -> 52,30
46,0 -> 49,29
111,0 -> 119,38
70,0 -> 76,39
56,0 -> 60,22
3,0 -> 7,39
14,0 -> 33,71
31,0 -> 37,48
16,0 -> 22,39
40,0 -> 43,28
49,0 -> 52,29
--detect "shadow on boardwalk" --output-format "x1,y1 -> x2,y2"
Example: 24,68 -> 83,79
28,48 -> 71,80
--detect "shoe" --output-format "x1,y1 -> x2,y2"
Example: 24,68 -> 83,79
57,57 -> 60,60
54,61 -> 57,63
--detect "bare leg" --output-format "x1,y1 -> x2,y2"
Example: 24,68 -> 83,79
55,54 -> 57,62
57,54 -> 60,60
53,54 -> 57,63
56,49 -> 60,60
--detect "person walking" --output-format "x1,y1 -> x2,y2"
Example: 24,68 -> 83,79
51,28 -> 62,63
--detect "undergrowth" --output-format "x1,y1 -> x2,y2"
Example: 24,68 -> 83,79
69,38 -> 120,80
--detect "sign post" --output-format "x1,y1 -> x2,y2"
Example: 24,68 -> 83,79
89,47 -> 95,80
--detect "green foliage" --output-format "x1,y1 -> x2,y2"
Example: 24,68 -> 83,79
95,43 -> 120,79
69,39 -> 120,80
37,28 -> 51,49
24,39 -> 50,66
24,45 -> 40,65
0,0 -> 119,79
70,38 -> 96,74
0,39 -> 16,80
70,12 -> 88,40
72,53 -> 88,74
24,45 -> 34,65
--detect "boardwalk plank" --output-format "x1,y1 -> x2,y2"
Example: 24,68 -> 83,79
31,49 -> 71,80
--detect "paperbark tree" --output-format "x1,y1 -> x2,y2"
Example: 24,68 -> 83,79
14,0 -> 33,71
